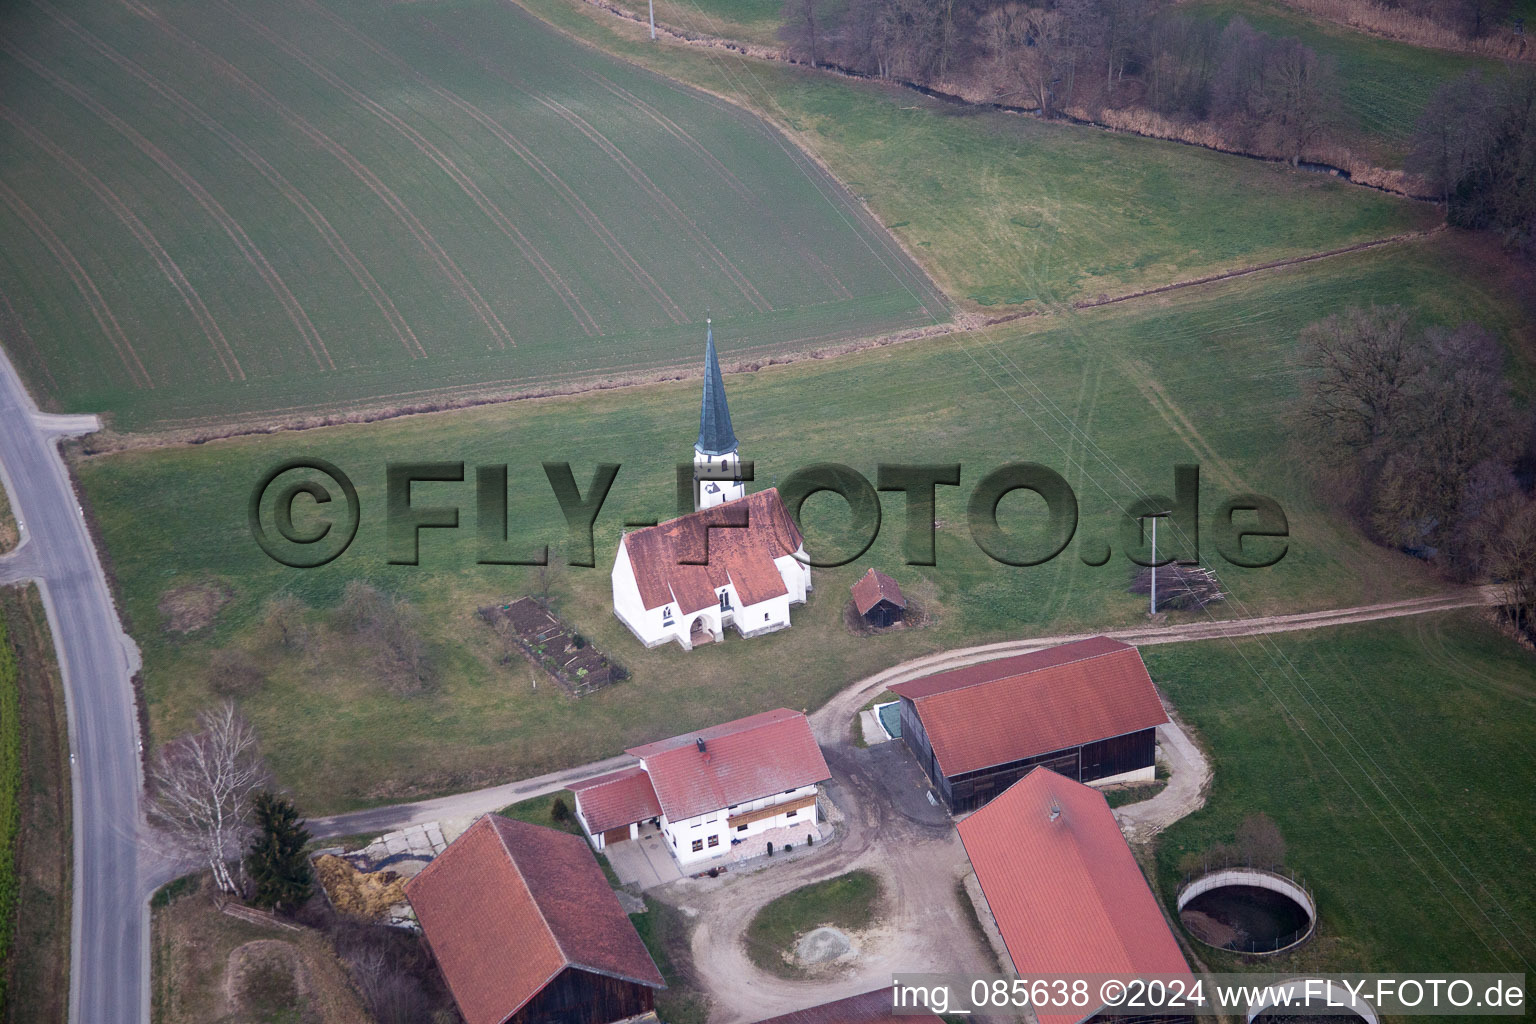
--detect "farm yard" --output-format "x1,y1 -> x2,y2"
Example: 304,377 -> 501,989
0,0 -> 942,431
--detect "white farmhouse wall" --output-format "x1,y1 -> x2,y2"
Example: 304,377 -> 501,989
658,783 -> 820,866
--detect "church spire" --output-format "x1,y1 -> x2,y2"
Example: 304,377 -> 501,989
695,319 -> 738,457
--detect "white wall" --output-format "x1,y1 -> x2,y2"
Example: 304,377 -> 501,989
660,784 -> 820,865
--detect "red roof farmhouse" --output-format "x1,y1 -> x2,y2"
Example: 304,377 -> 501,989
404,814 -> 664,1024
569,708 -> 832,868
890,636 -> 1168,812
958,768 -> 1191,1024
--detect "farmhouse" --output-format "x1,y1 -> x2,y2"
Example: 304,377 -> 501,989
958,768 -> 1191,1024
403,814 -> 664,1024
891,636 -> 1167,813
611,327 -> 812,651
569,708 -> 831,868
851,568 -> 906,627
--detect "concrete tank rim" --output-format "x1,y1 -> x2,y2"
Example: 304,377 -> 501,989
1176,867 -> 1317,956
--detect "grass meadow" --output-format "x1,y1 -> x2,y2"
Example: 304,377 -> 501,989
0,0 -> 942,431
73,233 -> 1531,813
1147,611 -> 1536,984
521,0 -> 1438,308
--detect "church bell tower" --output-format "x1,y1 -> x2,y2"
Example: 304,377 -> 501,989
694,320 -> 745,511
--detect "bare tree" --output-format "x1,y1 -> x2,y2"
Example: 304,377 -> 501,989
1485,497 -> 1536,633
258,593 -> 310,652
146,701 -> 269,893
1259,38 -> 1337,164
336,581 -> 435,695
1409,71 -> 1497,204
780,0 -> 822,67
1298,305 -> 1423,460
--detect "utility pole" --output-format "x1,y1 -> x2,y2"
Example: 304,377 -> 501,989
1142,511 -> 1170,616
649,0 -> 656,39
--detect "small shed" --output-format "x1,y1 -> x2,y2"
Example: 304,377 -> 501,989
851,568 -> 906,627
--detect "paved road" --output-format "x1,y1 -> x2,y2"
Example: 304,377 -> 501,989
0,345 -> 147,1024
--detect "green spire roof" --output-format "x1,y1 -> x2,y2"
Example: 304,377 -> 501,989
696,321 -> 738,456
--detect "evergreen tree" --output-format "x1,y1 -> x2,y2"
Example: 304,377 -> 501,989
245,791 -> 314,912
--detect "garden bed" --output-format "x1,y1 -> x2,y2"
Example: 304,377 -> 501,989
479,597 -> 627,697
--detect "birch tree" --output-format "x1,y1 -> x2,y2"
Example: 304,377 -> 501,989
146,701 -> 269,893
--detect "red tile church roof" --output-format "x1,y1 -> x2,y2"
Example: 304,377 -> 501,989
888,637 -> 1167,777
958,769 -> 1190,1024
404,815 -> 663,1024
567,766 -> 662,834
627,708 -> 830,821
621,489 -> 802,615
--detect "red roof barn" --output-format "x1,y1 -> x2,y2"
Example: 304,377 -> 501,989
889,636 -> 1168,812
958,768 -> 1191,1024
404,814 -> 664,1024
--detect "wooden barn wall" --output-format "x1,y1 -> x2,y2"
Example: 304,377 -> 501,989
1079,728 -> 1156,783
508,967 -> 656,1024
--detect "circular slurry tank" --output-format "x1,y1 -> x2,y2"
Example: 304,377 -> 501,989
1176,869 -> 1317,955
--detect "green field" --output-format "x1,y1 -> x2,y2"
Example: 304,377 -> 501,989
0,0 -> 944,431
521,0 -> 1438,309
1147,612 -> 1535,980
1186,0 -> 1511,161
73,233 -> 1531,812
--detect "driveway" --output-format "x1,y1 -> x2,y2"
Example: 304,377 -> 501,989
606,824 -> 684,890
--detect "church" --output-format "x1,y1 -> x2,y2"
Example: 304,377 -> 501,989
610,325 -> 811,650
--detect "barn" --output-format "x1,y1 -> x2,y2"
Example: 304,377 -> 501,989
958,768 -> 1191,1024
404,814 -> 664,1024
890,636 -> 1167,813
851,568 -> 906,627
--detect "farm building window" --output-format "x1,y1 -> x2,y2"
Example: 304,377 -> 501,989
691,839 -> 704,852
786,809 -> 798,818
737,824 -> 748,832
708,835 -> 720,848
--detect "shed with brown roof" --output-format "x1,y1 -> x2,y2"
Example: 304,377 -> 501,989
890,637 -> 1167,812
851,568 -> 906,627
404,814 -> 664,1024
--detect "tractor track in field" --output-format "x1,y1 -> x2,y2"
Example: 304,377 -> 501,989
0,38 -> 336,374
302,0 -> 689,327
131,2 -> 515,355
0,104 -> 246,383
33,0 -> 429,361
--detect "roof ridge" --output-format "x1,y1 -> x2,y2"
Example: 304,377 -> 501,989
908,641 -> 1129,701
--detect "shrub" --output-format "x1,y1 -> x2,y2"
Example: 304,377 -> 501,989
208,648 -> 266,697
550,796 -> 571,823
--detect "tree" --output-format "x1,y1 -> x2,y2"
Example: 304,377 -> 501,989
207,648 -> 266,698
1234,812 -> 1286,869
1409,71 -> 1497,204
258,593 -> 310,652
1258,38 -> 1337,164
1298,305 -> 1423,460
336,581 -> 434,694
1485,496 -> 1536,633
146,701 -> 269,893
779,0 -> 822,67
245,791 -> 314,911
